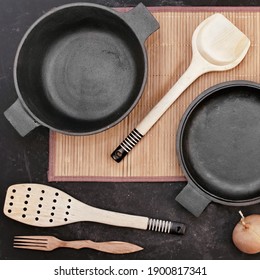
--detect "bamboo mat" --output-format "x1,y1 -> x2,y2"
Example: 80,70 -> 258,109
48,7 -> 260,182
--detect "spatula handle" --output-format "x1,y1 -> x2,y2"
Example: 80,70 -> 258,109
84,204 -> 186,235
111,59 -> 204,162
147,218 -> 186,234
111,128 -> 143,162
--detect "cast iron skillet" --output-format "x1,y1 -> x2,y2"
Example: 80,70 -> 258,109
4,3 -> 159,136
175,81 -> 260,217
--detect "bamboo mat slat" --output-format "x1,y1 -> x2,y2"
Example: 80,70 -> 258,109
48,7 -> 260,182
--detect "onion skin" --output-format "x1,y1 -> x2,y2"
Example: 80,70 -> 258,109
232,214 -> 260,254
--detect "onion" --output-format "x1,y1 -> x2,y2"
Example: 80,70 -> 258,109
232,211 -> 260,254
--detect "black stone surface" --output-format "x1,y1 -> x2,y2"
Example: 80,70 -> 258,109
0,0 -> 260,260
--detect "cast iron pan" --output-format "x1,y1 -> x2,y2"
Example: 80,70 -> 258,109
4,3 -> 159,136
175,81 -> 260,217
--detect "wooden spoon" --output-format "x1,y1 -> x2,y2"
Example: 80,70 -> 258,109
111,13 -> 250,162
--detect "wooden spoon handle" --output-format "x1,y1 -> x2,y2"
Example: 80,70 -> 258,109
63,240 -> 143,254
111,58 -> 205,162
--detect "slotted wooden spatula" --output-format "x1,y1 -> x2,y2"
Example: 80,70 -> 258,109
4,184 -> 186,235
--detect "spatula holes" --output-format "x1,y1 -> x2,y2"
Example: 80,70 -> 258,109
8,209 -> 12,213
67,205 -> 70,209
41,190 -> 45,194
10,196 -> 14,200
40,197 -> 43,201
26,194 -> 30,198
64,218 -> 68,222
49,219 -> 53,223
27,187 -> 31,192
55,192 -> 59,196
12,189 -> 16,193
22,214 -> 26,218
35,217 -> 39,221
37,210 -> 40,214
52,206 -> 55,210
9,202 -> 13,206
66,211 -> 69,215
38,204 -> 42,208
53,199 -> 57,203
68,199 -> 71,203
24,201 -> 28,204
23,207 -> 27,211
51,212 -> 54,216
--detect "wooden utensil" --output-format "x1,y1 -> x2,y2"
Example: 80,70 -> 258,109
111,13 -> 250,162
13,235 -> 143,254
4,184 -> 186,234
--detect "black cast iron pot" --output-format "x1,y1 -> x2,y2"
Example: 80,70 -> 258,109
4,3 -> 159,136
175,81 -> 260,217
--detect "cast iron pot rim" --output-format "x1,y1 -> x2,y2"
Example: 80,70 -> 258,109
177,80 -> 260,206
13,2 -> 148,135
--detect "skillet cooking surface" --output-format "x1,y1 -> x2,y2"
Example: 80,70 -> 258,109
179,83 -> 260,202
16,6 -> 145,133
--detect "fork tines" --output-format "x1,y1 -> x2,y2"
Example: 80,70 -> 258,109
13,236 -> 48,251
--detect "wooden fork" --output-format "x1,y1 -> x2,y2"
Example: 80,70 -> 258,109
13,236 -> 143,254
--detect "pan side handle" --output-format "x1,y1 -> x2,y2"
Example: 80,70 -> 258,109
175,184 -> 211,217
4,99 -> 40,137
118,3 -> 160,43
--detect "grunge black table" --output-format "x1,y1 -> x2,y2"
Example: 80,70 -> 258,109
0,0 -> 260,260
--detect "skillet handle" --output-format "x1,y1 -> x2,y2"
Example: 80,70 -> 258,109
4,99 -> 40,137
175,184 -> 211,217
118,3 -> 160,43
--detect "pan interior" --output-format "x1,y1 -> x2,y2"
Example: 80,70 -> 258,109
180,85 -> 260,201
16,6 -> 145,133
